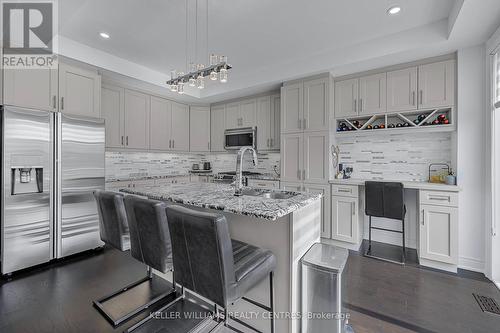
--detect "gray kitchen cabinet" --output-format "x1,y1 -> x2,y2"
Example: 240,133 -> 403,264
387,67 -> 417,112
334,78 -> 358,118
170,102 -> 190,151
124,89 -> 150,149
3,68 -> 58,111
303,77 -> 329,131
304,184 -> 331,239
225,102 -> 240,129
418,60 -> 455,109
257,96 -> 272,151
359,73 -> 386,115
420,205 -> 458,264
303,131 -> 329,184
254,95 -> 281,151
281,82 -> 303,133
59,63 -> 101,118
240,99 -> 257,127
270,94 -> 281,150
331,195 -> 359,244
150,96 -> 172,151
280,182 -> 303,192
190,106 -> 210,152
281,133 -> 303,183
102,84 -> 124,148
210,105 -> 226,152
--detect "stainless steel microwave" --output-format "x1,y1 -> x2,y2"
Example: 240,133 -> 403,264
224,127 -> 256,150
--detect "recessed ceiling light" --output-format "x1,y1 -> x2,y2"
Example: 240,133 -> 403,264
99,32 -> 110,39
387,6 -> 401,15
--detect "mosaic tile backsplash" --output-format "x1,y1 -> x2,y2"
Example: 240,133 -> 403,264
336,132 -> 453,182
106,151 -> 281,181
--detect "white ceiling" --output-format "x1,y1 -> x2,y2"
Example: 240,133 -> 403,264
58,0 -> 500,103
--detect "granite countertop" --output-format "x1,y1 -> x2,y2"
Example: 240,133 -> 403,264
329,178 -> 461,192
121,182 -> 320,221
106,174 -> 191,183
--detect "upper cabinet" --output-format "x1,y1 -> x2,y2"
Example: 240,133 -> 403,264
224,99 -> 257,129
304,77 -> 329,131
4,68 -> 58,111
59,63 -> 101,118
282,75 -> 331,133
334,59 -> 456,118
418,60 -> 455,109
190,106 -> 210,152
256,95 -> 280,151
150,96 -> 172,151
124,89 -> 150,149
387,67 -> 417,112
102,84 -> 124,148
210,105 -> 226,152
334,79 -> 358,118
281,82 -> 303,133
359,73 -> 386,115
170,102 -> 190,151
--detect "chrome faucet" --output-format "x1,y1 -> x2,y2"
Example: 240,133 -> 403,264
234,146 -> 258,196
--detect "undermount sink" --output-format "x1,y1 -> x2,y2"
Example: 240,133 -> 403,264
240,188 -> 297,199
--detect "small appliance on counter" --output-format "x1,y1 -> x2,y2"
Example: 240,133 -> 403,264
203,162 -> 211,170
428,163 -> 451,184
192,163 -> 200,170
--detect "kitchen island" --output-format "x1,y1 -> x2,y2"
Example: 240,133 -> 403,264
122,182 -> 322,333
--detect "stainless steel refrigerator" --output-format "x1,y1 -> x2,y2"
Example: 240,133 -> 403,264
1,106 -> 104,275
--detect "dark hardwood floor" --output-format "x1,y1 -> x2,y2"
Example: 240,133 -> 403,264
1,245 -> 499,333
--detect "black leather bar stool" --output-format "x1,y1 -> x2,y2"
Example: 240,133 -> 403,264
165,205 -> 277,333
92,191 -> 174,327
364,182 -> 406,264
123,196 -> 182,333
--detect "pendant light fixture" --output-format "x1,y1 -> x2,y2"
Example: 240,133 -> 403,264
168,0 -> 231,93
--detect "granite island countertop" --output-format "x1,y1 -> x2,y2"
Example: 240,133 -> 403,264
121,182 -> 320,221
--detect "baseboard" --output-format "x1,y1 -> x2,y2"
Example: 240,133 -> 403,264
458,256 -> 485,273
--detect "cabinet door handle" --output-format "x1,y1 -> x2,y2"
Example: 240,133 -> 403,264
267,138 -> 270,147
126,136 -> 129,146
352,202 -> 355,216
297,170 -> 301,180
121,136 -> 124,146
270,138 -> 273,147
298,119 -> 302,129
359,99 -> 362,112
208,141 -> 210,150
412,91 -> 416,106
338,188 -> 351,193
302,169 -> 305,180
169,140 -> 171,148
52,95 -> 57,109
172,140 -> 175,148
61,97 -> 64,110
428,195 -> 450,201
421,209 -> 425,225
303,118 -> 307,129
354,99 -> 357,113
419,90 -> 423,105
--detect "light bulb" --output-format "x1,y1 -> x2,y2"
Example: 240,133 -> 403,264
210,54 -> 218,66
219,68 -> 228,83
197,75 -> 205,89
188,77 -> 196,87
210,70 -> 218,81
178,83 -> 184,94
219,55 -> 227,64
170,70 -> 176,80
170,84 -> 178,92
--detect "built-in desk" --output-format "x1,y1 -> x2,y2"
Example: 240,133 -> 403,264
324,179 -> 460,273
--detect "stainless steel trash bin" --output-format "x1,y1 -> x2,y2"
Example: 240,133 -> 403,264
301,243 -> 349,333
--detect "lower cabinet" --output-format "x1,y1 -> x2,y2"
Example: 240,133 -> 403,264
247,179 -> 280,190
304,184 -> 331,239
331,195 -> 359,243
280,182 -> 330,238
419,204 -> 458,265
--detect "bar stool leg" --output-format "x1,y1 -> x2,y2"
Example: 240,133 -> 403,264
402,219 -> 406,263
269,271 -> 275,333
368,215 -> 372,253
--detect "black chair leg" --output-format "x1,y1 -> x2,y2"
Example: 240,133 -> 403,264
368,215 -> 372,253
269,271 -> 275,333
402,219 -> 406,264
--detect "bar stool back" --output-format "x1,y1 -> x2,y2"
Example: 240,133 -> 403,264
166,205 -> 277,333
365,181 -> 406,264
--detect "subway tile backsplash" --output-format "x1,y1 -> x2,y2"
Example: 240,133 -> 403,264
336,132 -> 453,182
106,151 -> 281,181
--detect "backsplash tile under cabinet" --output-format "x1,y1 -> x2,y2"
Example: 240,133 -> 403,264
336,133 -> 453,182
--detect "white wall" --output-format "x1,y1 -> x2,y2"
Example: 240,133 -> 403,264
457,45 -> 487,272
